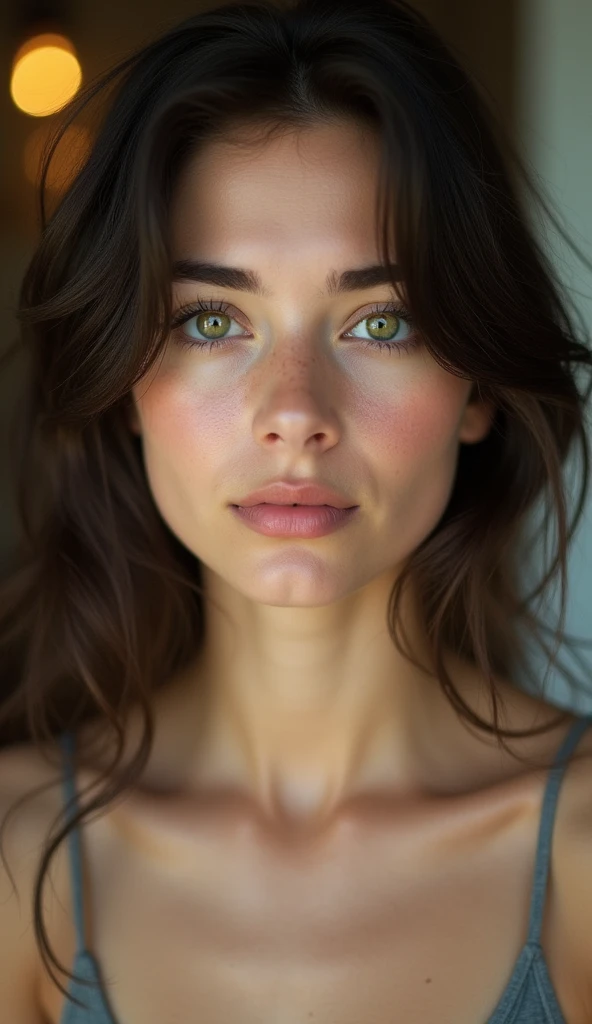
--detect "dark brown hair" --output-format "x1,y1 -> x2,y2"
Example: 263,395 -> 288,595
1,0 -> 592,1010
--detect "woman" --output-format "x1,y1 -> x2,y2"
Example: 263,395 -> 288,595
1,0 -> 592,1020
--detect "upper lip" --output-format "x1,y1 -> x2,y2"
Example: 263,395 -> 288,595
233,479 -> 358,509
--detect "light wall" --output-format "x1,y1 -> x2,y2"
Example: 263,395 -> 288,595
516,0 -> 592,709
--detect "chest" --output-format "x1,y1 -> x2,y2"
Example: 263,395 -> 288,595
40,782 -> 586,1024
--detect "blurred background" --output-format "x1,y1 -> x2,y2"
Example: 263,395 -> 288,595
1,0 -> 591,708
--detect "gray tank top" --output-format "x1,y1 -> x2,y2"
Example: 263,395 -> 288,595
58,712 -> 592,1023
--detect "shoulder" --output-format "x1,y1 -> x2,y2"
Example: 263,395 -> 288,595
0,739 -> 66,1021
0,738 -> 65,828
0,737 -> 66,911
552,720 -> 592,1016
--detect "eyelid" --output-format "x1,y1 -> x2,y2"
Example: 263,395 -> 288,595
170,296 -> 411,334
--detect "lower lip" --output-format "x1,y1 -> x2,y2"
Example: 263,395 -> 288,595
230,503 -> 359,538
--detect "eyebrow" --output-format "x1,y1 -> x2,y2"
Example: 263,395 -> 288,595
172,260 -> 402,296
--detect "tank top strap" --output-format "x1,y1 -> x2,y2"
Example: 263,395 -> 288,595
526,711 -> 592,945
58,729 -> 88,955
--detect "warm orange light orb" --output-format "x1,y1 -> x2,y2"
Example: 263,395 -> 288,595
10,33 -> 82,117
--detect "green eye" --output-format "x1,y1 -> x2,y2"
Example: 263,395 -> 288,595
171,298 -> 418,356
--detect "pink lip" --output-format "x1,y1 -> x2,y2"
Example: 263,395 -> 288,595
230,503 -> 359,538
233,479 -> 356,509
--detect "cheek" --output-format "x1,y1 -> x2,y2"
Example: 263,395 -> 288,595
359,375 -> 466,467
131,375 -> 243,551
136,375 -> 237,473
358,374 -> 469,546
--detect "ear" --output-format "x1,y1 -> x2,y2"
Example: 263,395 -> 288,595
458,382 -> 496,445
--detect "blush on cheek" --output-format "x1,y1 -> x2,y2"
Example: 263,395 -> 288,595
363,384 -> 463,465
183,390 -> 244,466
361,384 -> 467,557
138,376 -> 237,455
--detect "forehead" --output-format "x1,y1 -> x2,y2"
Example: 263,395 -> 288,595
168,121 -> 384,261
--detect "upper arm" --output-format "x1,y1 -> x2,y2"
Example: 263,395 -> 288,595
0,747 -> 52,1023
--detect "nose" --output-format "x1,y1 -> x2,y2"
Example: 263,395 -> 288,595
251,363 -> 342,454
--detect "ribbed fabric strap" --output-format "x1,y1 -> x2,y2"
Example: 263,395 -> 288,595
526,712 -> 592,945
59,730 -> 87,955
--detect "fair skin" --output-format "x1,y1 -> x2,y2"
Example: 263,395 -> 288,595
126,118 -> 500,830
24,118 -> 592,1024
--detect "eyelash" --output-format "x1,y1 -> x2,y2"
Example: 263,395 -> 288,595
170,297 -> 418,356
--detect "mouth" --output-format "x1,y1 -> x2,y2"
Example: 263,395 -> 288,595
233,502 -> 341,508
230,501 -> 359,537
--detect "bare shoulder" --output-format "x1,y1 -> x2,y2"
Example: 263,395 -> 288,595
0,737 -> 65,915
553,719 -> 592,1017
0,739 -> 65,1023
0,737 -> 65,829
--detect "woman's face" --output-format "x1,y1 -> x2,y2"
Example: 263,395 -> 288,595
130,120 -> 493,608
